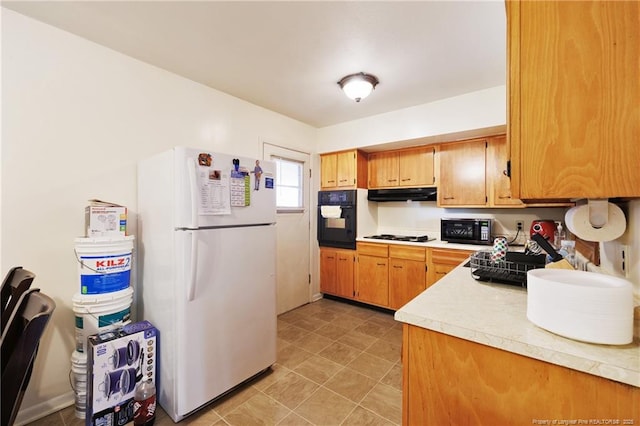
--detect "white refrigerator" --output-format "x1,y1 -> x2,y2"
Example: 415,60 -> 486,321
137,147 -> 277,422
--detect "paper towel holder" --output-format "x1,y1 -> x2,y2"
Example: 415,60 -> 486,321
587,198 -> 609,229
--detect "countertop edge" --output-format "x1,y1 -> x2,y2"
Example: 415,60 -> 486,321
394,310 -> 639,387
394,264 -> 640,388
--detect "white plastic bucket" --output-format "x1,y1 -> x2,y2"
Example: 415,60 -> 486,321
70,351 -> 87,419
75,236 -> 134,295
70,351 -> 87,387
73,288 -> 133,353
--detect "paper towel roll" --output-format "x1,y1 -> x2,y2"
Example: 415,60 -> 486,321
564,202 -> 626,242
320,205 -> 342,219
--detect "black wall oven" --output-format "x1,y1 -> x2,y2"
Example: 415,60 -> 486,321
317,190 -> 357,249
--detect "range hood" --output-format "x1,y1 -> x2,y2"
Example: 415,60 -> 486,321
367,187 -> 437,202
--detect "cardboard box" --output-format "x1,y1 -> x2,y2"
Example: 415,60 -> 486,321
85,200 -> 127,237
86,321 -> 157,426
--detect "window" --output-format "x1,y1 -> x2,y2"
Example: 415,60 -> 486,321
272,156 -> 304,211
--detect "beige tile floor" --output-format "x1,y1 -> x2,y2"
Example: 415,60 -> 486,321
29,297 -> 402,426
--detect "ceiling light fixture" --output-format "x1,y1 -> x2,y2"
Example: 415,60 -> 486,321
338,72 -> 379,102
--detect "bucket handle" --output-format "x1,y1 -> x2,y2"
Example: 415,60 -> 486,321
68,370 -> 76,392
74,249 -> 103,274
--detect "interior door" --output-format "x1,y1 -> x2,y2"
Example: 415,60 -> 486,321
263,143 -> 311,314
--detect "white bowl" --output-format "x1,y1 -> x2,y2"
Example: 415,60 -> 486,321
527,269 -> 634,345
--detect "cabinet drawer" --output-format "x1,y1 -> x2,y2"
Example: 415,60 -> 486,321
357,242 -> 388,257
430,248 -> 474,265
389,245 -> 426,261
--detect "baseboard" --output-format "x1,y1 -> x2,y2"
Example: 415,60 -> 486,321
310,292 -> 323,302
14,391 -> 75,426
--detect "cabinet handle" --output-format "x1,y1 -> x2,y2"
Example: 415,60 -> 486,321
498,195 -> 511,199
387,179 -> 398,182
327,256 -> 335,259
339,179 -> 348,182
327,180 -> 335,183
338,257 -> 348,261
393,265 -> 403,269
377,263 -> 386,266
443,196 -> 455,200
401,178 -> 411,181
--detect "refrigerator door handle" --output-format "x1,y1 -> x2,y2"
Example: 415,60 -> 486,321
186,158 -> 199,229
187,231 -> 198,302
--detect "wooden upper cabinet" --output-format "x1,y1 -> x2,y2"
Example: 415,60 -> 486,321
336,151 -> 356,187
487,135 -> 524,207
320,149 -> 368,189
508,0 -> 640,200
368,146 -> 436,189
398,147 -> 436,187
320,154 -> 338,188
438,139 -> 487,207
368,151 -> 399,188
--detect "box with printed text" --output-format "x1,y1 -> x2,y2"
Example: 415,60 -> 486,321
85,200 -> 127,238
86,321 -> 157,426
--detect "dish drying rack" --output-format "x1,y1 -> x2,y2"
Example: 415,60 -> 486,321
469,251 -> 545,287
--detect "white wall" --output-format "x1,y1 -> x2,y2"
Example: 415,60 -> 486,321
2,9 -> 316,423
600,200 -> 640,295
316,85 -> 506,152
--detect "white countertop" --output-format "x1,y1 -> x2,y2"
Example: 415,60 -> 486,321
394,262 -> 640,387
356,237 -> 492,251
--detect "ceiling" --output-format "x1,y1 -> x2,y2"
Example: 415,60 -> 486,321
2,1 -> 507,128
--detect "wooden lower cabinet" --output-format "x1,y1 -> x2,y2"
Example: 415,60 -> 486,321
427,248 -> 474,286
321,245 -> 475,310
356,243 -> 389,307
389,246 -> 427,310
402,324 -> 640,425
320,248 -> 355,298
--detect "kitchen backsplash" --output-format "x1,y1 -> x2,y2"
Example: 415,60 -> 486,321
373,199 -> 640,297
374,201 -> 566,246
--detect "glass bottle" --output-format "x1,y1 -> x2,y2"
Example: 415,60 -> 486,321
133,378 -> 156,426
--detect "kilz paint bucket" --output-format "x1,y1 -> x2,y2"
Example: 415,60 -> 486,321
73,288 -> 133,353
75,236 -> 135,295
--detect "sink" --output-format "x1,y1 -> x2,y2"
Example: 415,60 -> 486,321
527,269 -> 634,345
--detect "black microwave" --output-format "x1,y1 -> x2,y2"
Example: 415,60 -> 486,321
441,218 -> 493,245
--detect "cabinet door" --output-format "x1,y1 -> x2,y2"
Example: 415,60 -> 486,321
357,255 -> 389,307
320,154 -> 337,189
319,248 -> 337,294
336,151 -> 356,187
389,259 -> 426,310
438,139 -> 487,206
509,0 -> 640,199
368,151 -> 399,188
399,147 -> 435,187
427,248 -> 474,286
403,325 -> 640,425
335,249 -> 355,298
487,135 -> 524,207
